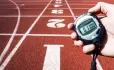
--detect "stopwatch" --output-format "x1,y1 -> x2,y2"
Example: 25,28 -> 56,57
73,13 -> 105,46
73,13 -> 106,70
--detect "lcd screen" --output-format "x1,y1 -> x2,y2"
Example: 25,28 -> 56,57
80,19 -> 97,35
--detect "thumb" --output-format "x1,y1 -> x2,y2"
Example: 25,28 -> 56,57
88,2 -> 109,15
83,44 -> 95,54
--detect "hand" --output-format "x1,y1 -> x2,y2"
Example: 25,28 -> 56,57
68,2 -> 114,57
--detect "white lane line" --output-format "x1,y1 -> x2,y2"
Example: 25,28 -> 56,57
0,8 -> 90,10
0,4 -> 25,8
0,0 -> 53,69
0,0 -> 21,63
0,15 -> 39,17
0,4 -> 95,6
47,3 -> 95,5
63,4 -> 95,5
48,8 -> 90,9
0,4 -> 24,5
65,0 -> 103,70
5,1 -> 98,2
50,7 -> 92,9
42,16 -> 74,17
43,45 -> 64,70
7,1 -> 51,2
0,33 -> 71,37
65,1 -> 98,2
96,59 -> 103,70
0,15 -> 71,17
3,4 -> 94,5
91,55 -> 103,70
65,0 -> 75,20
0,15 -> 104,18
0,3 -> 95,5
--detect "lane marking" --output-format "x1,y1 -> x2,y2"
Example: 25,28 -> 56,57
0,33 -> 71,37
42,15 -> 74,17
0,0 -> 53,69
43,44 -> 64,70
0,0 -> 21,63
0,15 -> 104,18
65,0 -> 75,20
91,55 -> 103,70
0,15 -> 39,17
4,1 -> 52,2
0,8 -> 90,10
0,4 -> 25,8
51,10 -> 63,14
54,4 -> 62,8
21,4 -> 25,6
0,1 -> 99,2
63,4 -> 95,5
96,59 -> 103,70
0,4 -> 25,5
47,19 -> 65,28
49,8 -> 90,9
0,4 -> 95,5
0,4 -> 95,7
65,0 -> 103,70
65,1 -> 98,2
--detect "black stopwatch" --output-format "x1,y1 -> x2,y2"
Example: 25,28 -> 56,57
74,13 -> 105,46
73,13 -> 106,70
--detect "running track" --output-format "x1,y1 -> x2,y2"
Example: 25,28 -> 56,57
0,0 -> 114,70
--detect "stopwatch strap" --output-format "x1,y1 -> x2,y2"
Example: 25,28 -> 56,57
90,44 -> 100,70
90,50 -> 98,70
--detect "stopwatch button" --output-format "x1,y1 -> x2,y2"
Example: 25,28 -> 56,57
96,29 -> 100,34
92,35 -> 96,39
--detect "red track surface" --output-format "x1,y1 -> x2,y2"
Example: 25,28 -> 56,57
0,0 -> 114,70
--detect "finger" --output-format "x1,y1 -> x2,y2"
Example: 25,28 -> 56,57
67,23 -> 74,30
74,40 -> 84,47
83,44 -> 95,54
100,17 -> 110,31
71,32 -> 77,40
88,2 -> 108,14
100,17 -> 107,25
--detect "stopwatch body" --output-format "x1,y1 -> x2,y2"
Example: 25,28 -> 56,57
74,13 -> 105,46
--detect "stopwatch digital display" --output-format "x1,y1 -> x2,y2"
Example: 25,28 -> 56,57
73,13 -> 105,45
79,18 -> 97,35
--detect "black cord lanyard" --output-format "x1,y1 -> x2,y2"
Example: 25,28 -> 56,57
90,43 -> 101,70
90,51 -> 98,70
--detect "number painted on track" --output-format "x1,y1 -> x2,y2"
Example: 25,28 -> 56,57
51,10 -> 63,14
47,19 -> 65,28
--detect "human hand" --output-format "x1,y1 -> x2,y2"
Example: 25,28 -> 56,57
68,2 -> 114,57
